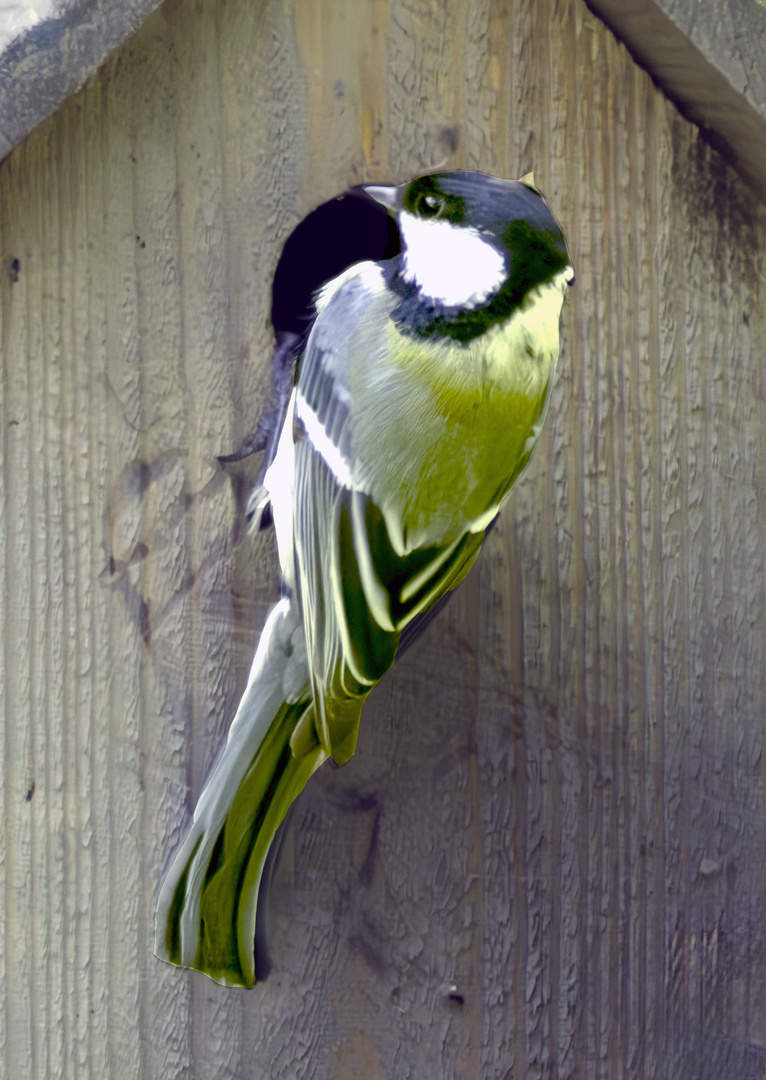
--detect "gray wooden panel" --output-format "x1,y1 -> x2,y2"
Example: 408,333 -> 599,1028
0,0 -> 168,161
1,0 -> 765,1076
585,0 -> 766,204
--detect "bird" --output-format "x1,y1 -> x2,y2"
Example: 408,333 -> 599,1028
155,168 -> 574,988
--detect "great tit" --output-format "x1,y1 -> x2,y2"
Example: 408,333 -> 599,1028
156,169 -> 574,988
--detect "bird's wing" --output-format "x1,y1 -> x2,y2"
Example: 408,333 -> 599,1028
283,266 -> 487,763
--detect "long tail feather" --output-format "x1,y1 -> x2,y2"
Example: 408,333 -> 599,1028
155,599 -> 328,988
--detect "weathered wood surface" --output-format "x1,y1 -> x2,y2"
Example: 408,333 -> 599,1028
1,0 -> 765,1076
0,0 -> 168,161
585,0 -> 766,205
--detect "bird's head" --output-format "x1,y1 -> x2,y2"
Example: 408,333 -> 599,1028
364,170 -> 573,314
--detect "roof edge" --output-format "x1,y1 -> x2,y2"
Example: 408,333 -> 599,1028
585,0 -> 766,205
0,0 -> 164,161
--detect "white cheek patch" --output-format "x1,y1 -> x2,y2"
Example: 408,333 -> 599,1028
399,211 -> 506,308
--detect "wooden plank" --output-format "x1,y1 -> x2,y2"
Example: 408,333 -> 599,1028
0,0 -> 167,161
1,134 -> 35,1080
585,0 -> 766,204
0,0 -> 765,1075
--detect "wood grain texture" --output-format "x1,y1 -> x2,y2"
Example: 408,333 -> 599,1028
1,0 -> 765,1076
0,0 -> 168,160
583,0 -> 766,205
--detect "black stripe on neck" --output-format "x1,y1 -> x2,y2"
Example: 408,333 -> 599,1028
386,221 -> 569,344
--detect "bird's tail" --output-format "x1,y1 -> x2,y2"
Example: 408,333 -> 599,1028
154,599 -> 327,988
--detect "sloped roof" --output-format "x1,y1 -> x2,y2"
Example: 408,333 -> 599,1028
587,0 -> 766,203
0,0 -> 164,159
0,0 -> 765,202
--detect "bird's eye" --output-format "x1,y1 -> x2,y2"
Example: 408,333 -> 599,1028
418,193 -> 445,218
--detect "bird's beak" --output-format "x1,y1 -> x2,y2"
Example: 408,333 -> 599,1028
363,184 -> 402,213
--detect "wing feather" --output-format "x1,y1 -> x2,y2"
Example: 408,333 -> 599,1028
281,265 -> 489,763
